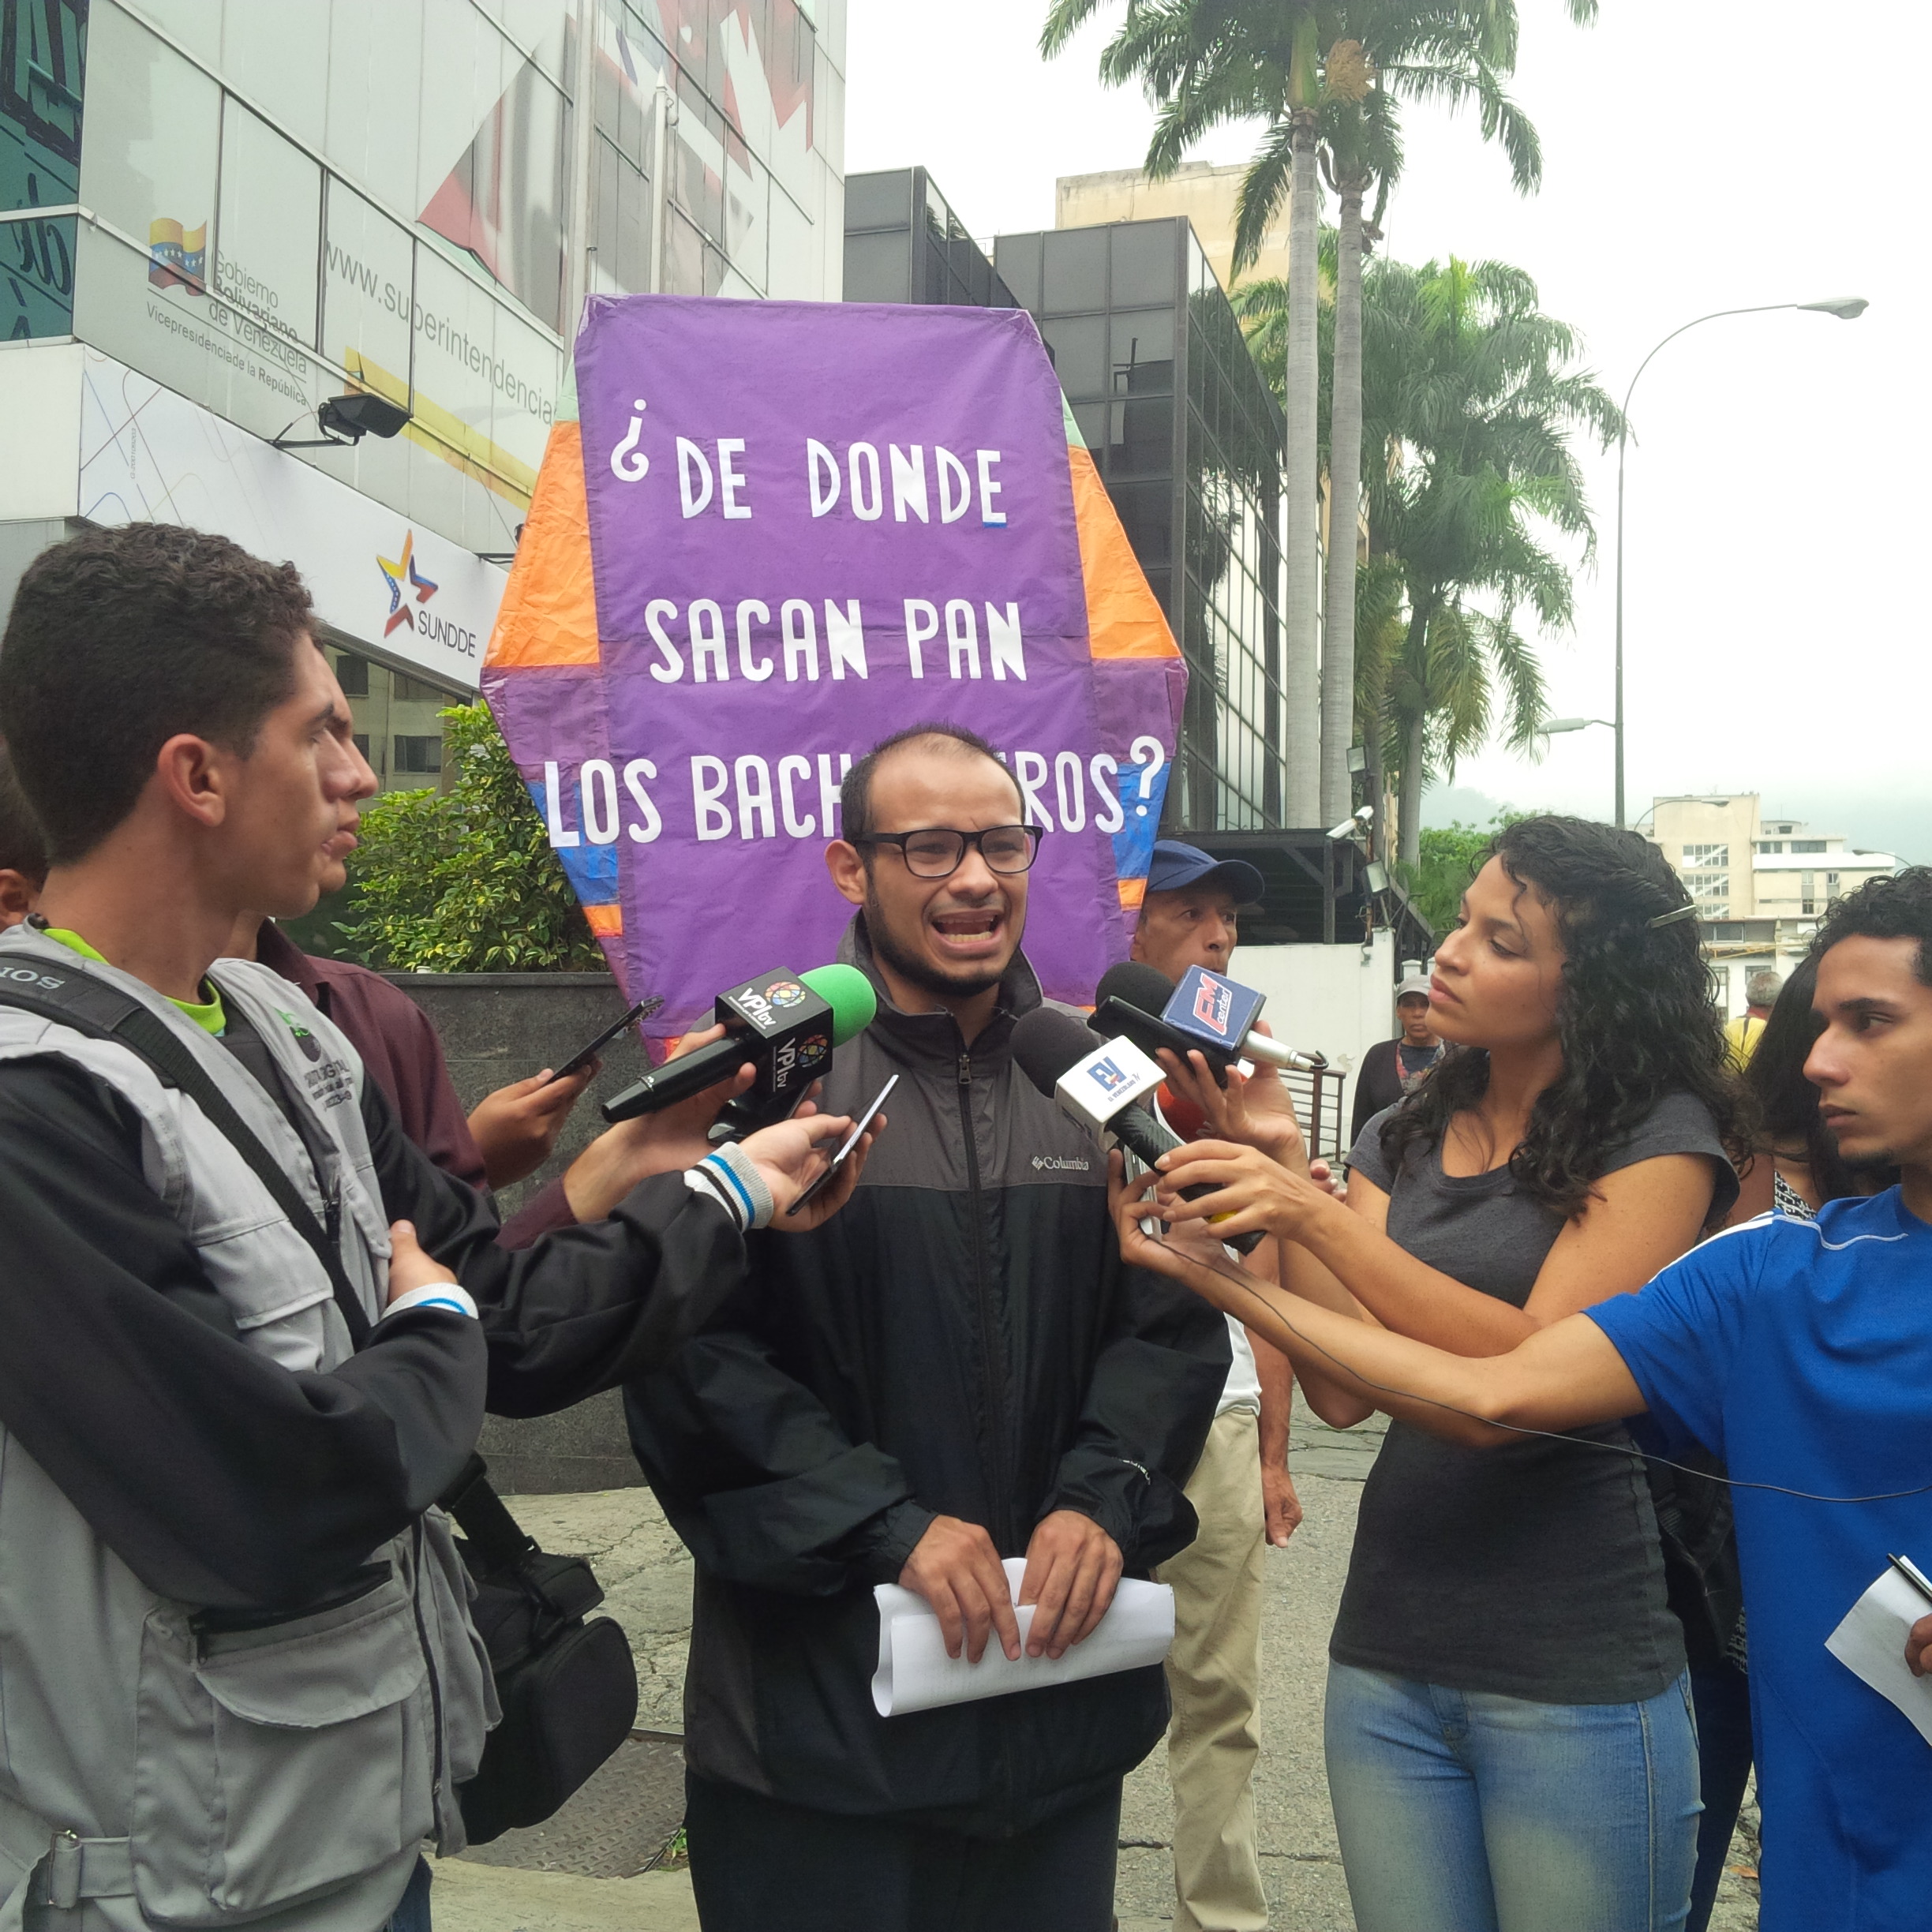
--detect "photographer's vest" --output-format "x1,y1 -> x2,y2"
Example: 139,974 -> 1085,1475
0,929 -> 493,1932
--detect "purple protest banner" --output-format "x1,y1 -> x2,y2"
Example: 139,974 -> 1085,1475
484,294 -> 1181,1039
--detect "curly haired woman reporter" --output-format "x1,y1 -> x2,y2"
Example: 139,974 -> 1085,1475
1147,817 -> 1748,1932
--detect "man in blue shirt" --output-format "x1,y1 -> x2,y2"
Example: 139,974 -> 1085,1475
1116,868 -> 1932,1932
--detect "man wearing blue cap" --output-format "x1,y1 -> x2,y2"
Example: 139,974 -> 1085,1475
1133,840 -> 1299,1932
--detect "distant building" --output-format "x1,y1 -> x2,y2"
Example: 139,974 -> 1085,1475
1644,795 -> 1901,1017
1054,163 -> 1290,294
842,168 -> 1016,309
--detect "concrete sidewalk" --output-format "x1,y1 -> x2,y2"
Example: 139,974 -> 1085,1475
450,1409 -> 1759,1930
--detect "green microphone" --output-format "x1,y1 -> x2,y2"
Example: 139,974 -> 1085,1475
601,963 -> 878,1129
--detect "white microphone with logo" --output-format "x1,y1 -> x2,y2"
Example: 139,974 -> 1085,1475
1009,1009 -> 1265,1256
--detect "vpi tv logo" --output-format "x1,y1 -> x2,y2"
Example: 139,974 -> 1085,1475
1085,1054 -> 1135,1098
1192,973 -> 1236,1037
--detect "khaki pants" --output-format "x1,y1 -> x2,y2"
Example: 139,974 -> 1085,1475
1153,1407 -> 1268,1932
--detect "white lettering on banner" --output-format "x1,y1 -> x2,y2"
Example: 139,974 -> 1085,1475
623,758 -> 663,843
717,440 -> 752,519
936,447 -> 972,523
976,451 -> 1005,526
678,439 -> 714,519
826,601 -> 867,680
1013,752 -> 1051,828
890,445 -> 927,522
611,402 -> 650,481
781,601 -> 818,680
986,604 -> 1025,681
818,752 -> 851,836
778,755 -> 815,836
692,757 -> 732,841
582,759 -> 621,844
807,440 -> 841,517
736,601 -> 774,681
736,757 -> 777,839
690,601 -> 728,683
646,600 -> 683,681
1090,755 -> 1125,834
904,600 -> 938,680
1054,751 -> 1087,833
541,752 -> 1119,850
848,443 -> 883,522
945,601 -> 979,680
796,440 -> 1000,528
544,762 -> 580,848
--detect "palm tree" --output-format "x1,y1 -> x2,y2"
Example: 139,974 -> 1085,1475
1040,1 -> 1331,826
1358,254 -> 1621,864
1047,1 -> 1597,831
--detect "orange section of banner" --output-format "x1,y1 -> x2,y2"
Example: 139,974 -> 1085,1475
1069,444 -> 1178,662
485,421 -> 602,669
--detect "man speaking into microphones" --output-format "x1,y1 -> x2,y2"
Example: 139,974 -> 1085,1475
623,728 -> 1228,1932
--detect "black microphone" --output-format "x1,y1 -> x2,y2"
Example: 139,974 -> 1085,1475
1092,960 -> 1234,1084
601,965 -> 876,1130
1009,1008 -> 1264,1256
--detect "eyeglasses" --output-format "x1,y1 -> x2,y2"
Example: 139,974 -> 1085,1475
852,825 -> 1046,878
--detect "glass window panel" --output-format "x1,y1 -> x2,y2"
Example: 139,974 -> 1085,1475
1039,313 -> 1106,398
215,99 -> 322,353
323,178 -> 414,400
994,234 -> 1040,313
80,3 -> 219,265
923,239 -> 947,305
1042,226 -> 1106,314
724,134 -> 767,290
1072,401 -> 1107,452
220,0 -> 328,148
1110,222 -> 1175,308
0,0 -> 84,336
1110,478 -> 1172,567
844,168 -> 910,230
664,204 -> 706,294
843,229 -> 908,303
766,177 -> 813,294
1110,309 -> 1175,392
1110,395 -> 1172,479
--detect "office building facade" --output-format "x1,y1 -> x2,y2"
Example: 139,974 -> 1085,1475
995,215 -> 1287,836
1,0 -> 846,787
842,167 -> 1013,309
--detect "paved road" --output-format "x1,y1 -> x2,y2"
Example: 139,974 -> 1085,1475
453,1405 -> 1761,1930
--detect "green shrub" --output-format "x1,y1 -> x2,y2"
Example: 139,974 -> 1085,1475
339,702 -> 606,972
1403,815 -> 1526,938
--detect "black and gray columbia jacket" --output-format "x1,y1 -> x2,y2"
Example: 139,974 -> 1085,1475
624,918 -> 1230,1834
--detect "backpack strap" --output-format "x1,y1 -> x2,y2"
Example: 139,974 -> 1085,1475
0,968 -> 372,1347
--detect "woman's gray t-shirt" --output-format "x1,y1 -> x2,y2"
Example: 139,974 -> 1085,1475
1329,1090 -> 1737,1704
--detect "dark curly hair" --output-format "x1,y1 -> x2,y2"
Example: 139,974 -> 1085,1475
1810,865 -> 1932,983
0,522 -> 314,863
1380,814 -> 1750,1219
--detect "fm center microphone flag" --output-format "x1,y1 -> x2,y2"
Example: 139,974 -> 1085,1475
482,295 -> 1185,1041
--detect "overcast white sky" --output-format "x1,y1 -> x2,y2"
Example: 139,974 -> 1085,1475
844,1 -> 1931,859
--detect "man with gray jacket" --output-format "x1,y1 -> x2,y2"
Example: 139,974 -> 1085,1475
0,524 -> 865,1932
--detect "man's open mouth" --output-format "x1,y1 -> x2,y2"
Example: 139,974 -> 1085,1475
930,908 -> 1004,955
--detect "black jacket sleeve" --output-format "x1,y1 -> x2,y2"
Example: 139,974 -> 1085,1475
623,1310 -> 934,1597
0,1060 -> 486,1610
1350,1038 -> 1402,1144
361,1078 -> 750,1417
1039,1246 -> 1230,1570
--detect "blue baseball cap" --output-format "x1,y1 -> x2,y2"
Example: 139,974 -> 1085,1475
1144,841 -> 1265,906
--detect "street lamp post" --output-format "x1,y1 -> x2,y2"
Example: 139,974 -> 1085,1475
1612,297 -> 1868,829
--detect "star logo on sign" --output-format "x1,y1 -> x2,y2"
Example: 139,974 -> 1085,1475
377,532 -> 439,638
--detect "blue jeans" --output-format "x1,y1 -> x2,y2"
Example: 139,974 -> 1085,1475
1324,1662 -> 1701,1932
383,1857 -> 432,1932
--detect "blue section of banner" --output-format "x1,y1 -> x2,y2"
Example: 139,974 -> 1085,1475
1111,760 -> 1171,881
524,777 -> 620,902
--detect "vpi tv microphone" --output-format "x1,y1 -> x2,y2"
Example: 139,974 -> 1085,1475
601,964 -> 876,1132
1161,964 -> 1327,1073
1009,1008 -> 1264,1256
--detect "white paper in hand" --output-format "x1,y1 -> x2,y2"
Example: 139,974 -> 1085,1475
872,1558 -> 1174,1717
1824,1567 -> 1932,1749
